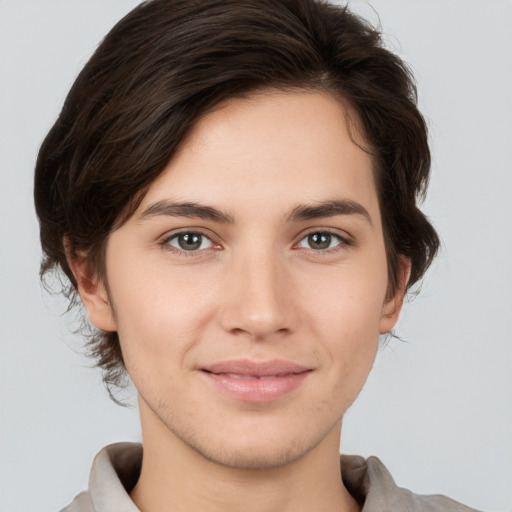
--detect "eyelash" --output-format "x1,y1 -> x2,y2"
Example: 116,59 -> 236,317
160,230 -> 220,257
295,229 -> 352,257
159,229 -> 352,257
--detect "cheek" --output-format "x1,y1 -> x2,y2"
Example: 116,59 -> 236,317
300,261 -> 387,380
302,260 -> 388,333
106,258 -> 221,369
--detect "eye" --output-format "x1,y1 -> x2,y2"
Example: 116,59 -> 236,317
164,231 -> 214,252
296,231 -> 346,251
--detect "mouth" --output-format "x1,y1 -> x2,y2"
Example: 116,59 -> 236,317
214,373 -> 293,380
200,359 -> 312,402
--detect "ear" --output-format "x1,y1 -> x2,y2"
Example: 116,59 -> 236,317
379,256 -> 411,334
66,248 -> 117,332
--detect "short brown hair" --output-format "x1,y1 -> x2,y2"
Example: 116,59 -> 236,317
34,0 -> 439,396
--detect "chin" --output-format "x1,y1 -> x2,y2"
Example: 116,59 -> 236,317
189,437 -> 313,470
175,414 -> 340,471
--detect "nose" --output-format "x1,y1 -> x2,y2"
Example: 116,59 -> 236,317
218,248 -> 298,341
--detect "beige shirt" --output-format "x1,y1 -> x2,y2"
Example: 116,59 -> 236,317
61,443 -> 481,512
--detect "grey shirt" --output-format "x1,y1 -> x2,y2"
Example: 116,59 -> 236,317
61,443 -> 480,511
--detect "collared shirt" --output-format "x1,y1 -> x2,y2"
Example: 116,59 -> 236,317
61,443 -> 480,512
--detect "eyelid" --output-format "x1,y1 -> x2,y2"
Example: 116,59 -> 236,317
159,228 -> 222,255
293,227 -> 353,252
157,226 -> 353,257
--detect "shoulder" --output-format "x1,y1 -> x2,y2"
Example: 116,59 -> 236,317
341,454 -> 482,512
60,443 -> 142,512
60,491 -> 94,512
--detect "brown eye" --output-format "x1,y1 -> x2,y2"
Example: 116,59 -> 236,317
308,233 -> 332,250
297,231 -> 344,251
166,232 -> 213,251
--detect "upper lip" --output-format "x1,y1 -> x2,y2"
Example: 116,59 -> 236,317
201,359 -> 311,377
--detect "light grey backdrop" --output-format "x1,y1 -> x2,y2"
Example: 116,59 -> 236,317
1,1 -> 510,511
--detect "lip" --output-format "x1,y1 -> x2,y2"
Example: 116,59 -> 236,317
200,359 -> 312,402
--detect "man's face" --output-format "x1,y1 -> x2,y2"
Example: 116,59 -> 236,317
89,90 -> 403,468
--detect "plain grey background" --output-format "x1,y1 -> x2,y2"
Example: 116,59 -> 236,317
1,1 -> 511,511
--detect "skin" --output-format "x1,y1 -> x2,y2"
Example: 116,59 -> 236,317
72,90 -> 408,512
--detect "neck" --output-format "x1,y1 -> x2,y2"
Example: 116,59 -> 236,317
130,401 -> 360,512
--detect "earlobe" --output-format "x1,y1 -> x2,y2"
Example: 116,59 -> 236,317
379,256 -> 411,334
66,249 -> 117,332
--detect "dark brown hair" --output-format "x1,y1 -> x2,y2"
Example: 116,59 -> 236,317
34,0 -> 439,396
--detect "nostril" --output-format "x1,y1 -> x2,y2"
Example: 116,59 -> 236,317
229,327 -> 248,336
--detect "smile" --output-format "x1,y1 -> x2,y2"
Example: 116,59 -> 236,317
200,359 -> 312,402
223,373 -> 286,380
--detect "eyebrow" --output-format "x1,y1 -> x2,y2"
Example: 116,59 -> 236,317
139,200 -> 235,223
139,198 -> 372,225
287,199 -> 373,226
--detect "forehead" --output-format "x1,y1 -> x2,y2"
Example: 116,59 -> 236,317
136,90 -> 379,223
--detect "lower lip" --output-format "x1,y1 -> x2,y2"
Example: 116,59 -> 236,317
201,371 -> 310,402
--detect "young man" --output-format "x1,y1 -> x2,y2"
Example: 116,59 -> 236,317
33,1 -> 479,510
